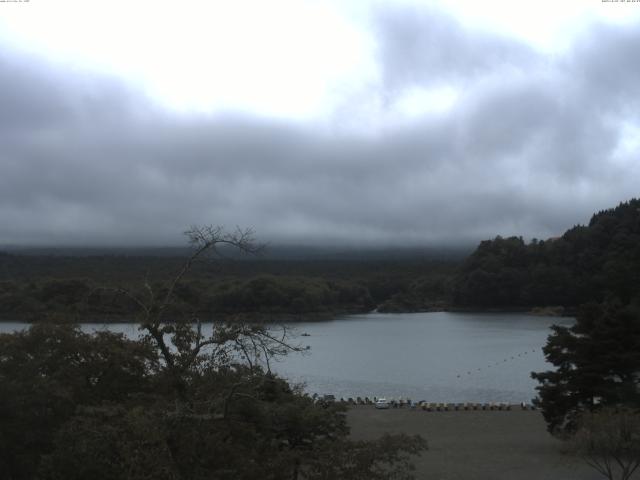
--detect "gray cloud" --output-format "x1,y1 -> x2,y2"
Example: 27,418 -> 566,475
1,8 -> 639,247
372,6 -> 538,91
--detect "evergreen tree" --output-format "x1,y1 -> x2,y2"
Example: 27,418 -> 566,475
454,198 -> 640,308
532,303 -> 640,434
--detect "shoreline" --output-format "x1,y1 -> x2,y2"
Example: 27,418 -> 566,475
0,305 -> 576,324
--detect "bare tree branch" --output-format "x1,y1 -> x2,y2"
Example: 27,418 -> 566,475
111,225 -> 305,405
570,408 -> 640,480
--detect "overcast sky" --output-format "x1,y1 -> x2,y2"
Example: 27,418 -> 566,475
0,0 -> 639,247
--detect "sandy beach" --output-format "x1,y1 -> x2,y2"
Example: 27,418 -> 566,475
347,406 -> 609,480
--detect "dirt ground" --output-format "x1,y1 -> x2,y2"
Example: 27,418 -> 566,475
347,405 -> 613,480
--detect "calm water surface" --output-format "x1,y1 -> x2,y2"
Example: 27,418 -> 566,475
0,312 -> 573,403
272,312 -> 574,403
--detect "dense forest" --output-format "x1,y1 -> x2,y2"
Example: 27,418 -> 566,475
453,199 -> 640,310
0,252 -> 459,322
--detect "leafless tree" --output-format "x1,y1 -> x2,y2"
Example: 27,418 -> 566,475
569,407 -> 640,480
114,225 -> 304,401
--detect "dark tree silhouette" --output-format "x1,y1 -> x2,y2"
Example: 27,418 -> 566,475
532,303 -> 640,434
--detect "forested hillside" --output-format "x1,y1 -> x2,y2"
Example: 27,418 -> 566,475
453,199 -> 640,308
0,253 -> 458,321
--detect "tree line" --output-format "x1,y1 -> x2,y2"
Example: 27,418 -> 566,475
453,199 -> 640,309
0,253 -> 458,321
0,275 -> 375,321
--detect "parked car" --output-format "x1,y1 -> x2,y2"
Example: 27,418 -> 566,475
375,398 -> 390,409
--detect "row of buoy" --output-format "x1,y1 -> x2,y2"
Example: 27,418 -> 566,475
317,396 -> 536,411
414,401 -> 536,411
317,396 -> 414,406
456,349 -> 540,378
314,395 -> 412,406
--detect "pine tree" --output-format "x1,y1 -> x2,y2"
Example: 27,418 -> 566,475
532,302 -> 640,434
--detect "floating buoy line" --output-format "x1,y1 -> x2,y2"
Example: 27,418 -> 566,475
455,348 -> 540,378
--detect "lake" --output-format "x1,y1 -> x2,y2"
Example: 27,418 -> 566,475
0,312 -> 572,403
